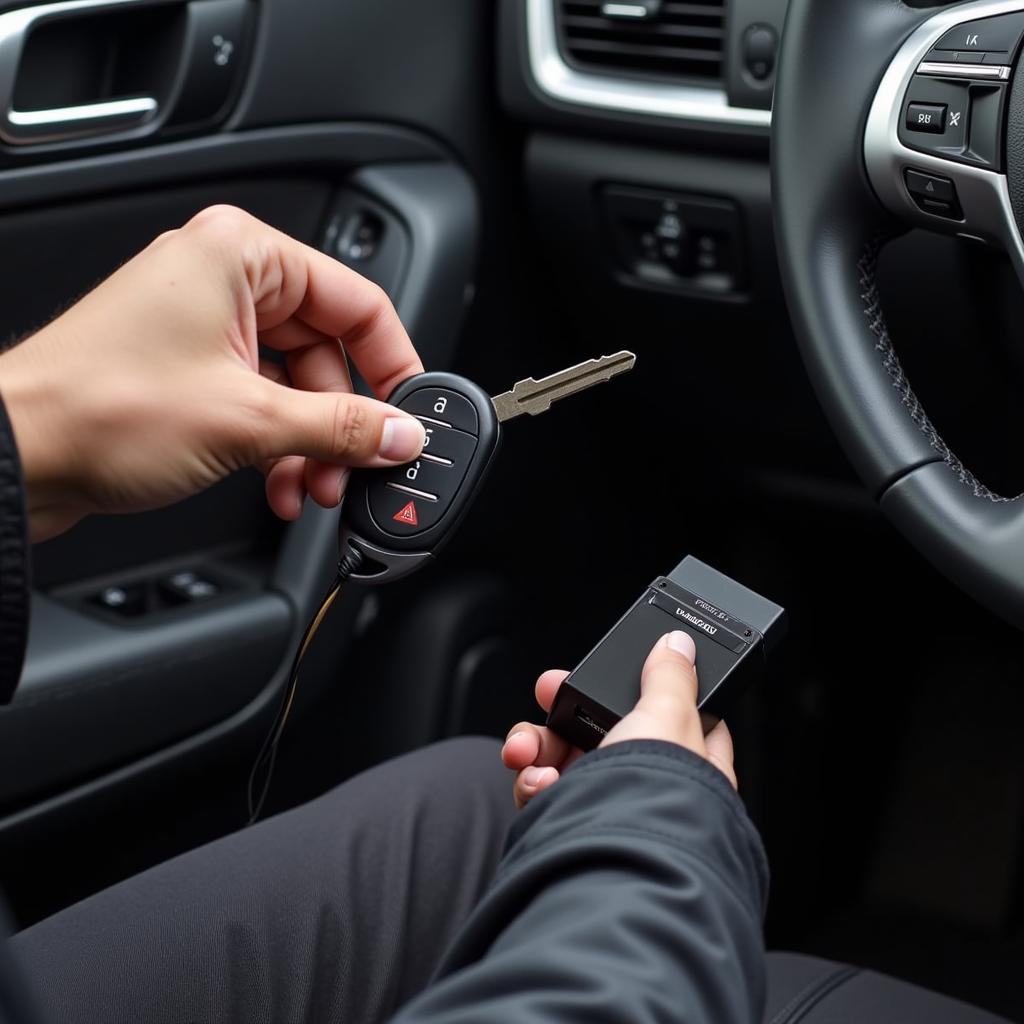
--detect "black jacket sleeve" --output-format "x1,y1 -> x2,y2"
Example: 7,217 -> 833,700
0,393 -> 29,705
392,740 -> 769,1024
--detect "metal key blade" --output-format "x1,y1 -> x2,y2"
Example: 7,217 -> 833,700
491,351 -> 636,423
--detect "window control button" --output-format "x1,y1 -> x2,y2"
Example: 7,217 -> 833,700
91,584 -> 147,617
160,571 -> 221,605
906,102 -> 947,133
918,198 -> 958,218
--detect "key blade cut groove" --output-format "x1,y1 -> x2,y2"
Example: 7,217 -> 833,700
491,351 -> 636,423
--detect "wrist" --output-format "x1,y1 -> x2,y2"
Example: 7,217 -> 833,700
0,333 -> 85,539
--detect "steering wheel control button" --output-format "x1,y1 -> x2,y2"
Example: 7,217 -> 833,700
904,170 -> 962,220
900,80 -> 971,160
905,102 -> 946,134
398,388 -> 479,435
904,170 -> 955,203
933,13 -> 1024,57
917,60 -> 1011,81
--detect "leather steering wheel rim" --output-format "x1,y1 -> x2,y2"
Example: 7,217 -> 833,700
772,0 -> 1024,630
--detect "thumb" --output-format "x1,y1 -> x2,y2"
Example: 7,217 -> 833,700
601,631 -> 706,753
249,377 -> 425,467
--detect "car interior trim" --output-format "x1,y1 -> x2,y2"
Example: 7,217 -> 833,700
0,0 -> 158,145
524,0 -> 771,127
916,60 -> 1011,80
8,96 -> 158,127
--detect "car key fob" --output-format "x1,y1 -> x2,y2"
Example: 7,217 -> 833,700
338,372 -> 501,583
338,353 -> 636,584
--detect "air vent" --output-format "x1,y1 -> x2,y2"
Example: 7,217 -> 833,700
557,0 -> 726,83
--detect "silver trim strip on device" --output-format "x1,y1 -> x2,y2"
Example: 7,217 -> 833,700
864,0 -> 1024,286
524,0 -> 771,128
917,60 -> 1011,80
386,483 -> 440,502
0,0 -> 163,145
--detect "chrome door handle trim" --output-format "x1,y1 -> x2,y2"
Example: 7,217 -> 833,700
0,0 -> 166,145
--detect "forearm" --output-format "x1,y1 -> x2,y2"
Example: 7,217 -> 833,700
392,741 -> 769,1023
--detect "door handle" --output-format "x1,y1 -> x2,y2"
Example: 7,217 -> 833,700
0,0 -> 175,146
7,95 -> 158,137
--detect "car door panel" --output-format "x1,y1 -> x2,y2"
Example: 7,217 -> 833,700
0,0 -> 482,859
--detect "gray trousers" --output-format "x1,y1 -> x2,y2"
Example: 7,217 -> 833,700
12,738 -> 513,1024
9,738 -> 1007,1024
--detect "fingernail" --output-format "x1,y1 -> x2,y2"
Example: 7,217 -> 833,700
379,417 -> 425,462
665,631 -> 697,665
503,731 -> 525,750
336,467 -> 351,504
523,766 -> 551,788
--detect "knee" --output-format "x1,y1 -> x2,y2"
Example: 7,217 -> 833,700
394,736 -> 507,805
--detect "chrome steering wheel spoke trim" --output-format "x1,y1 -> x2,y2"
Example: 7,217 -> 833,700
865,0 -> 1024,282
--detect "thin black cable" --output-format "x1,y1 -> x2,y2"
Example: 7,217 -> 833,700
246,547 -> 364,825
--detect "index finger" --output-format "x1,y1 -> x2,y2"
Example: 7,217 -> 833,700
202,208 -> 424,400
293,247 -> 423,399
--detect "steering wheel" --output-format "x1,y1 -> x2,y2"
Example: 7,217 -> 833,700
773,0 -> 1024,628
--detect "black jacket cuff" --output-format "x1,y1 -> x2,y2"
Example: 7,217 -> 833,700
0,392 -> 30,704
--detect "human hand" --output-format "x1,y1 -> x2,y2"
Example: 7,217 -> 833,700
0,205 -> 426,541
501,631 -> 737,809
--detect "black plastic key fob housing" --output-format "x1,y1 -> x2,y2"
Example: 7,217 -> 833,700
338,372 -> 501,583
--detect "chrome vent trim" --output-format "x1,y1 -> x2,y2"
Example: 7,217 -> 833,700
525,0 -> 771,128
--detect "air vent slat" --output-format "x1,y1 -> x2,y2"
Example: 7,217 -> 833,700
557,0 -> 726,84
568,40 -> 721,62
561,16 -> 724,43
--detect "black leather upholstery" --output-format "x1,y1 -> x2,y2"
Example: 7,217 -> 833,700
765,953 -> 1011,1023
1005,43 -> 1024,238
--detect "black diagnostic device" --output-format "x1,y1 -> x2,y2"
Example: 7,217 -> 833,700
339,372 -> 501,584
548,556 -> 786,751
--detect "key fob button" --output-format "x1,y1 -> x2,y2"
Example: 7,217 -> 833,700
368,483 -> 448,535
418,424 -> 476,464
399,388 -> 479,435
368,453 -> 474,536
